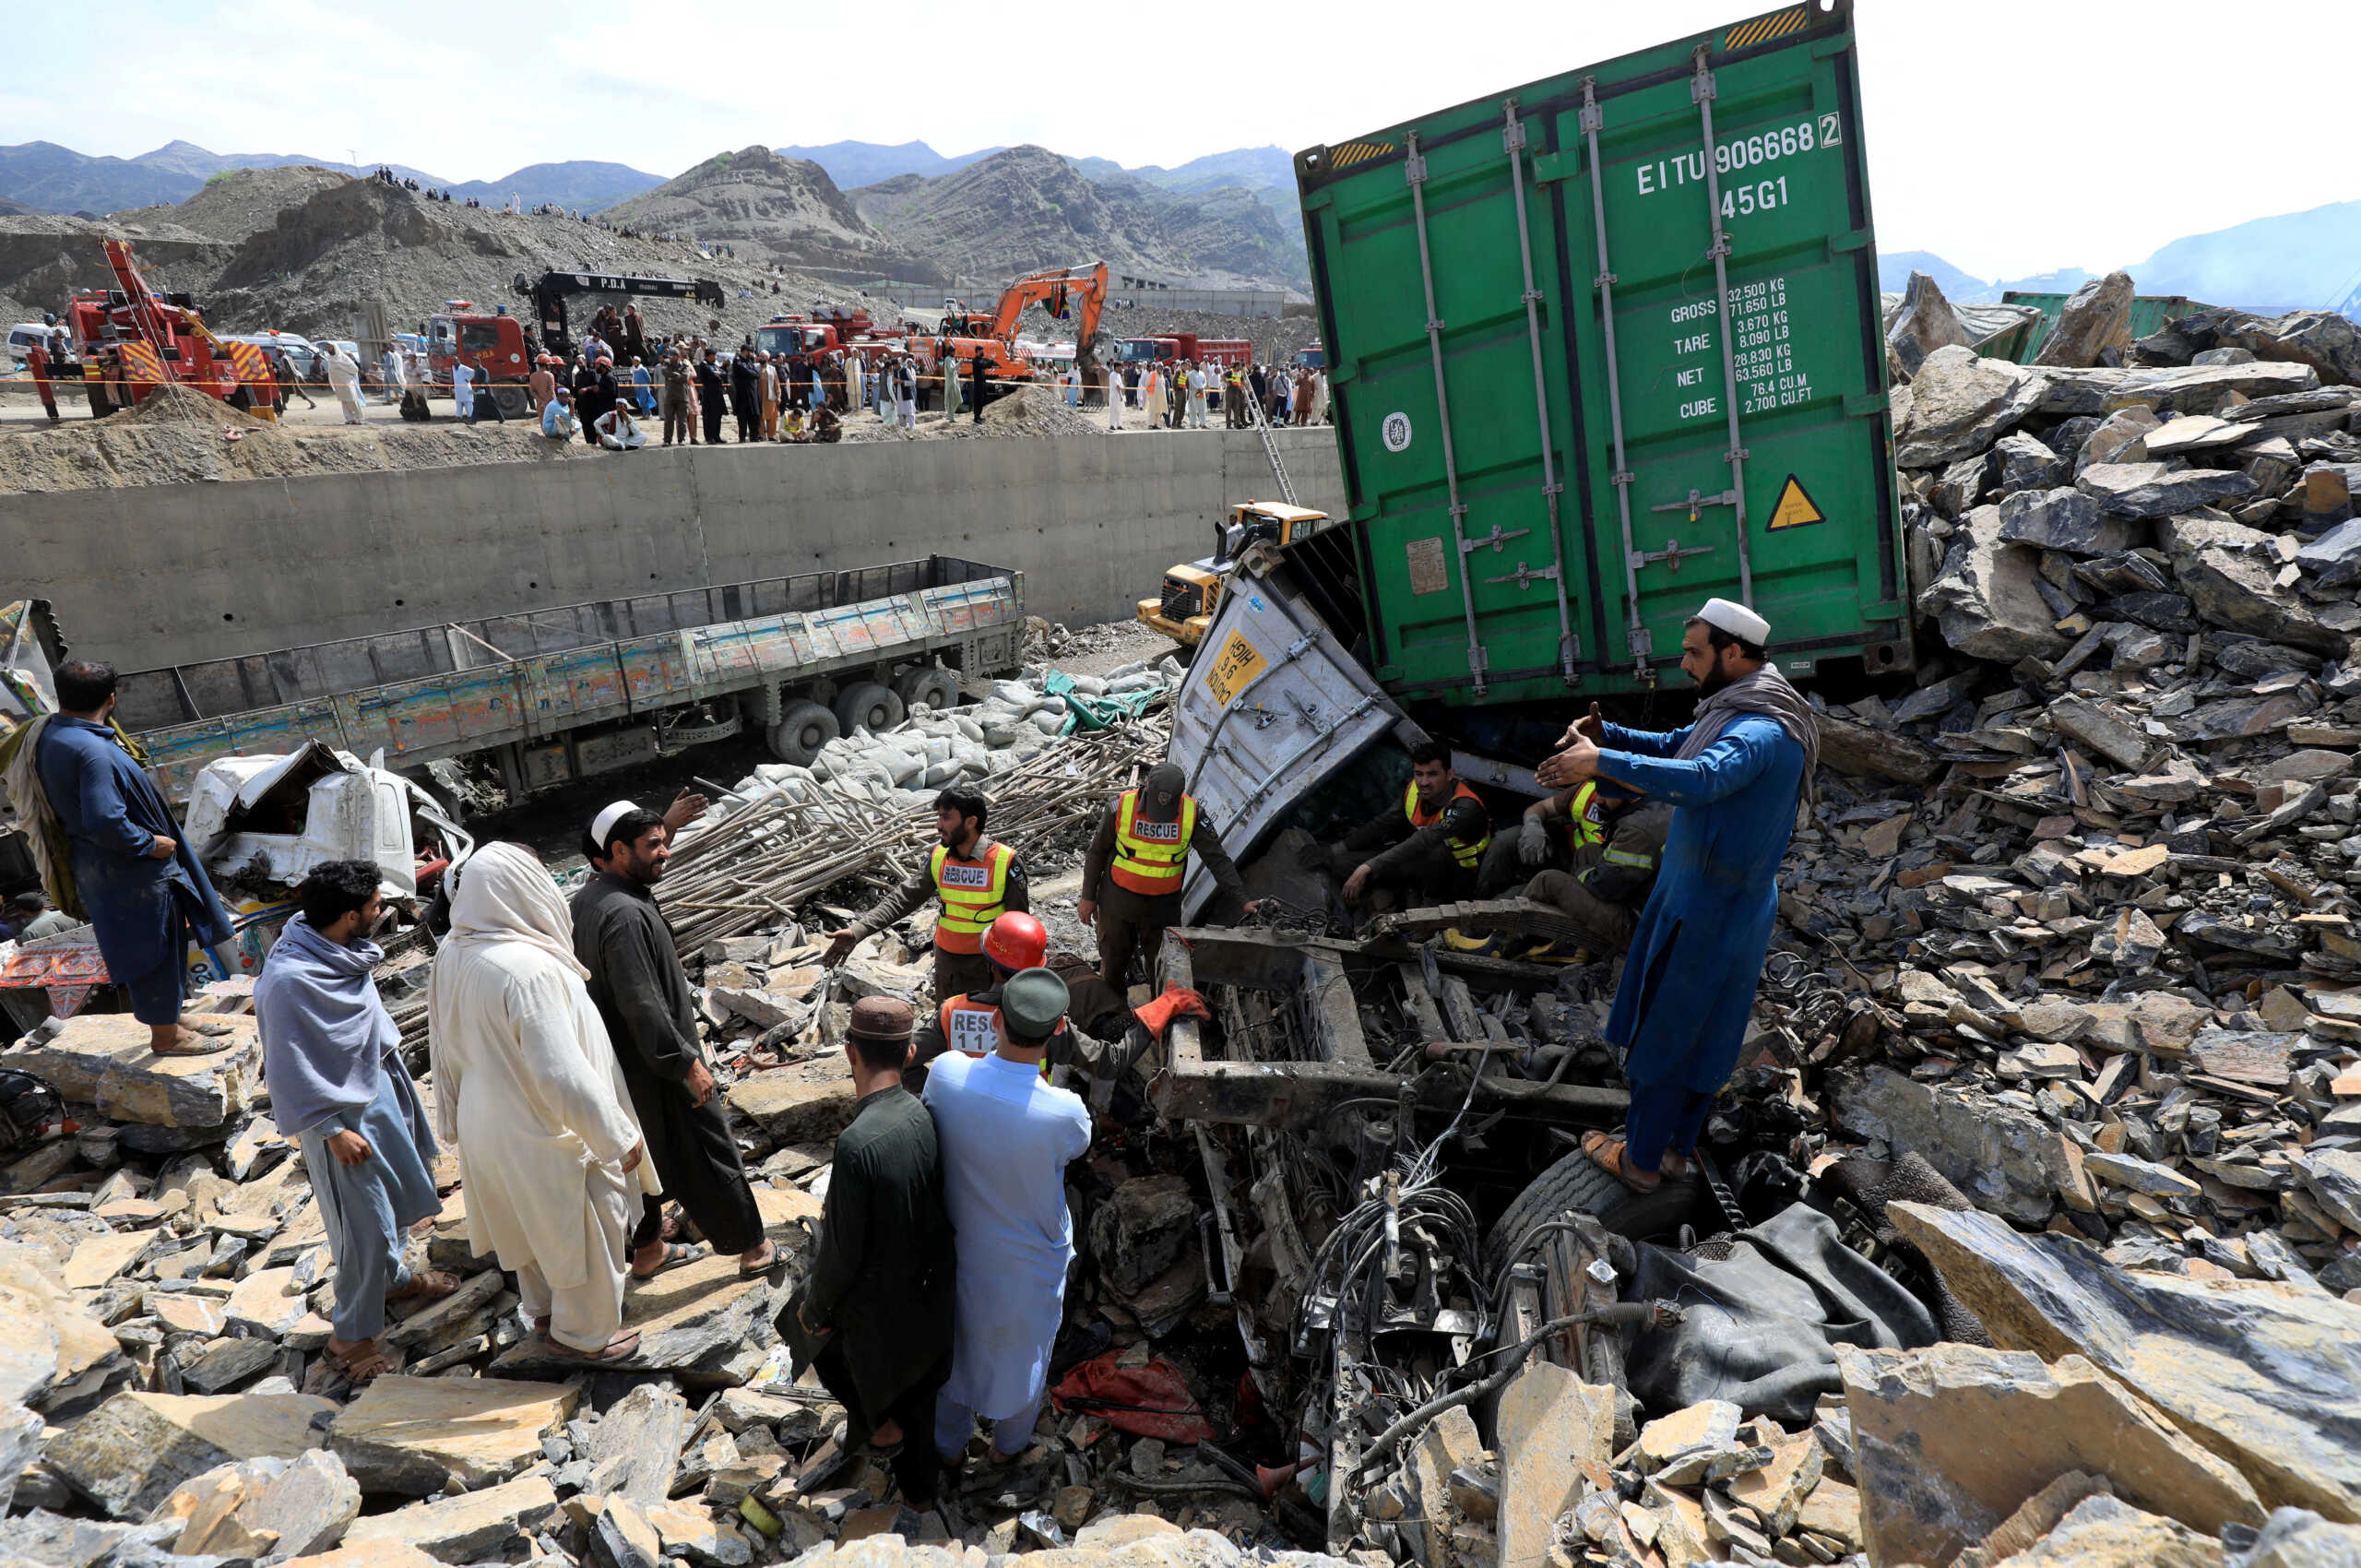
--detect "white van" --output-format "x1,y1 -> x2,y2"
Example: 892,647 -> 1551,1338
5,323 -> 62,368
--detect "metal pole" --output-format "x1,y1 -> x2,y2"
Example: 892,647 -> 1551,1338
1581,79 -> 1654,677
1691,46 -> 1754,607
1405,132 -> 1489,695
1501,99 -> 1579,683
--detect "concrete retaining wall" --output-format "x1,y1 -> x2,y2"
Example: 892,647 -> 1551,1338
1,428 -> 1344,671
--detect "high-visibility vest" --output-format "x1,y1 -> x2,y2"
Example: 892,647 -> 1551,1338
930,840 -> 1015,953
1110,789 -> 1198,896
938,993 -> 1050,1077
1405,779 -> 1490,871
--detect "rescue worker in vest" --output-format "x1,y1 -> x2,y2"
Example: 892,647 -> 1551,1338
1477,777 -> 1643,897
823,787 -> 1029,1000
1520,780 -> 1672,959
1327,742 -> 1492,909
1075,763 -> 1247,990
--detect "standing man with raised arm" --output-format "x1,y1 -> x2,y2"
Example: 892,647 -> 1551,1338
1535,599 -> 1817,1195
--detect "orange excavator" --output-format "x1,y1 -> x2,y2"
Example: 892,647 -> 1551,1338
65,239 -> 279,418
924,261 -> 1108,402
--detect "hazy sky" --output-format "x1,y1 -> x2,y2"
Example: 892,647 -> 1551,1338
4,0 -> 2350,282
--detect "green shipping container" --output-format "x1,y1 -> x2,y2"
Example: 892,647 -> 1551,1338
1298,0 -> 1909,706
1996,290 -> 2215,366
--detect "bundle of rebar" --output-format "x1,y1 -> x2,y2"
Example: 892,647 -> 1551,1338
652,704 -> 1170,951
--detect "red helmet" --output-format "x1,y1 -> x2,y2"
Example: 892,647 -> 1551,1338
982,911 -> 1048,973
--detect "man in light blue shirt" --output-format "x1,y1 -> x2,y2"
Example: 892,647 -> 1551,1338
923,967 -> 1090,1467
541,386 -> 576,440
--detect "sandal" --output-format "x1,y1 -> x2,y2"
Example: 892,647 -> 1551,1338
179,1017 -> 237,1037
386,1269 -> 461,1303
149,1029 -> 233,1057
324,1339 -> 402,1384
737,1242 -> 780,1280
629,1241 -> 706,1278
1582,1131 -> 1663,1194
542,1329 -> 641,1363
1659,1148 -> 1694,1179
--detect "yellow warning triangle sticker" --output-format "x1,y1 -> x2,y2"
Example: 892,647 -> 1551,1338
1767,473 -> 1824,530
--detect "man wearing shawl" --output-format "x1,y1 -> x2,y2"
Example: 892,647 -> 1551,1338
255,861 -> 454,1381
1536,599 -> 1816,1194
429,843 -> 655,1362
5,659 -> 236,1056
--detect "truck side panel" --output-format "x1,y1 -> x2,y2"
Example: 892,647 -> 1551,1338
1298,0 -> 1906,704
134,567 -> 1026,802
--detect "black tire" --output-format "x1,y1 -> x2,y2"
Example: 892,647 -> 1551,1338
1485,1148 -> 1717,1272
767,700 -> 839,766
1485,1146 -> 1629,1276
895,665 -> 960,714
833,681 -> 905,736
491,384 -> 530,420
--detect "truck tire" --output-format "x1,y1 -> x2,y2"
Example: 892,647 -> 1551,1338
767,701 -> 839,766
895,666 -> 960,714
491,384 -> 530,420
1483,1145 -> 1714,1274
833,682 -> 905,736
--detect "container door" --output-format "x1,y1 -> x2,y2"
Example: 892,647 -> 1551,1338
1298,104 -> 1586,705
1553,9 -> 1902,678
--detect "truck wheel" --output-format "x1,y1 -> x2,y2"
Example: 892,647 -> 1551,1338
833,682 -> 905,736
895,666 -> 960,714
491,385 -> 530,420
1483,1144 -> 1715,1273
767,701 -> 840,766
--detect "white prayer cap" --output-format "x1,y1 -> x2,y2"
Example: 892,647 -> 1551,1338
589,799 -> 643,849
1695,597 -> 1770,647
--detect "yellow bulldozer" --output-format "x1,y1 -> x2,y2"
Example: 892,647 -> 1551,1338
1136,500 -> 1330,651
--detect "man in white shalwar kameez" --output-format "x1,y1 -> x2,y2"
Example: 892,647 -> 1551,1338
428,842 -> 656,1361
925,967 -> 1091,1466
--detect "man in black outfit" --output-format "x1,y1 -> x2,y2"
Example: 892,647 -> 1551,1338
970,353 -> 986,424
787,997 -> 955,1506
730,353 -> 759,443
695,351 -> 727,445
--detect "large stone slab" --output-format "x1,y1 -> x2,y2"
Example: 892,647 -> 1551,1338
43,1391 -> 336,1519
2077,461 -> 2256,518
1981,1493 -> 2219,1568
1833,1067 -> 2070,1225
1495,1362 -> 1613,1568
282,1546 -> 443,1568
1839,1343 -> 2261,1565
1889,1201 -> 2361,1523
328,1375 -> 576,1496
490,1249 -> 793,1384
4,1013 -> 261,1129
0,1242 -> 122,1404
1916,505 -> 2070,663
2032,271 -> 2134,369
342,1475 -> 559,1563
582,1382 -> 688,1506
1893,347 -> 2047,469
725,1059 -> 860,1145
2158,512 -> 2346,655
242,1448 -> 362,1562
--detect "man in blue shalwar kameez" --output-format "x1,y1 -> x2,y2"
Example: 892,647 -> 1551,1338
255,860 -> 456,1381
29,660 -> 237,1055
1537,599 -> 1820,1194
924,967 -> 1092,1468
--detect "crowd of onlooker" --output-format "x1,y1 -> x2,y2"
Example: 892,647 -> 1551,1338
1097,357 -> 1327,431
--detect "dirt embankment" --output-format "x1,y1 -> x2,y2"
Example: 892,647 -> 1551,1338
0,383 -> 588,493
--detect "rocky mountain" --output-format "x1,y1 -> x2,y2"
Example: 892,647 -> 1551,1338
0,140 -> 441,216
445,161 -> 665,212
775,140 -> 1004,190
852,145 -> 1306,290
1889,200 -> 2361,317
600,147 -> 923,283
0,139 -> 664,219
0,166 -> 880,349
2132,198 -> 2361,315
